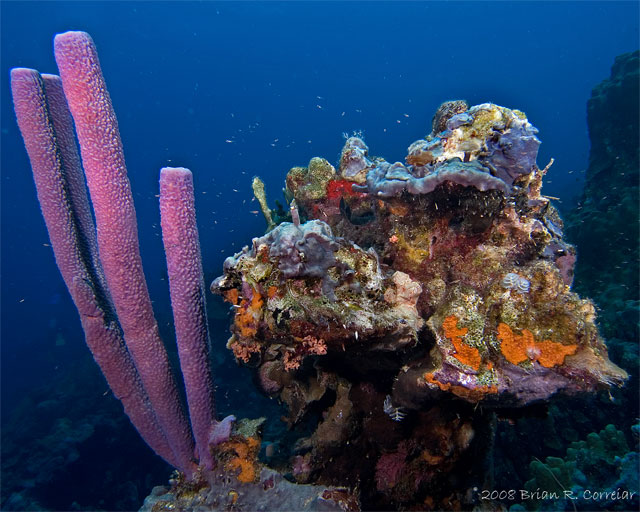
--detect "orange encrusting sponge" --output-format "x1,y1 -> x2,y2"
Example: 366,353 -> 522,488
423,372 -> 498,401
497,322 -> 577,367
442,315 -> 482,371
234,291 -> 264,338
225,436 -> 261,483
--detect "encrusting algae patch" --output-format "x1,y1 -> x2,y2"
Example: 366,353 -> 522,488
423,373 -> 498,402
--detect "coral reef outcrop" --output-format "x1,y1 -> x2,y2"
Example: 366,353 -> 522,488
212,102 -> 627,508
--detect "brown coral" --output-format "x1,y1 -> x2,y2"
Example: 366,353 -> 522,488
431,100 -> 469,134
406,151 -> 435,167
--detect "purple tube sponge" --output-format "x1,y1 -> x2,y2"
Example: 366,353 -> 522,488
160,167 -> 216,470
53,31 -> 194,473
10,68 -> 179,468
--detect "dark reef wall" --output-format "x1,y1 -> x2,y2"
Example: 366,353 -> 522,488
567,50 -> 639,348
491,51 -> 640,511
497,51 -> 640,511
0,354 -> 173,511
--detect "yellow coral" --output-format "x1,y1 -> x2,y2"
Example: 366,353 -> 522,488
393,231 -> 430,266
442,315 -> 481,371
497,323 -> 577,368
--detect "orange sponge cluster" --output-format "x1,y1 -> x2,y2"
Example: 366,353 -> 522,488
234,291 -> 264,338
423,372 -> 498,401
224,436 -> 261,484
497,323 -> 577,367
442,315 -> 481,371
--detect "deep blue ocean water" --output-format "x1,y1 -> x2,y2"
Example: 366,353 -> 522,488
1,2 -> 638,510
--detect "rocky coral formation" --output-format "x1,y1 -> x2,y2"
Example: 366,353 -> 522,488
212,102 -> 627,508
140,418 -> 358,512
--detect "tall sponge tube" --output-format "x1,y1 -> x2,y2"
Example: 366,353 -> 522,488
53,31 -> 195,473
10,68 -> 179,469
160,167 -> 216,469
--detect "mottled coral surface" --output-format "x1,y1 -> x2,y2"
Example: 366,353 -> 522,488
211,102 -> 627,509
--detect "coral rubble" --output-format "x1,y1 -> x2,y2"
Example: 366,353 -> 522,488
211,102 -> 627,508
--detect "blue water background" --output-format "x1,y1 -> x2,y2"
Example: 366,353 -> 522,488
1,0 -> 638,447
